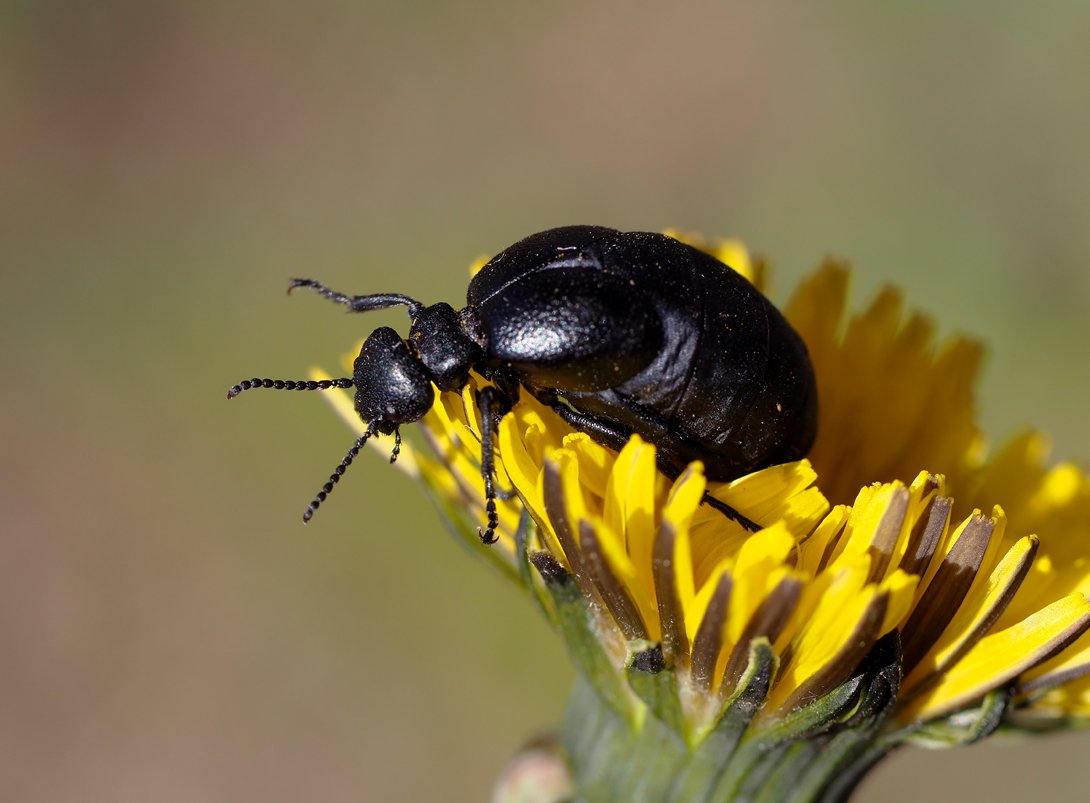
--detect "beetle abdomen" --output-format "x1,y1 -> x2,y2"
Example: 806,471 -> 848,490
575,230 -> 817,481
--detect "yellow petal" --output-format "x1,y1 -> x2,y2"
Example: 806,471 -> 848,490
766,561 -> 882,712
904,534 -> 1037,693
904,592 -> 1090,721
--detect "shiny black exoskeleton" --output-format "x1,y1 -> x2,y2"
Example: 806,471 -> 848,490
228,226 -> 818,541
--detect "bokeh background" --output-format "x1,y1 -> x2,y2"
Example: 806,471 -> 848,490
3,2 -> 1089,801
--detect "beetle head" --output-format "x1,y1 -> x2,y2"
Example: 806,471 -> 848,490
353,326 -> 435,433
227,284 -> 488,524
354,302 -> 486,431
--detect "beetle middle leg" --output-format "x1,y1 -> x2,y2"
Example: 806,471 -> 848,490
545,400 -> 761,533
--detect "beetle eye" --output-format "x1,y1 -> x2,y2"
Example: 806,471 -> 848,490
353,327 -> 434,430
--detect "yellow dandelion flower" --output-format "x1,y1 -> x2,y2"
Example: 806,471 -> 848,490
305,232 -> 1090,802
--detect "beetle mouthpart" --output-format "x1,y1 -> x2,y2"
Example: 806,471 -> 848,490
226,376 -> 354,400
303,423 -> 378,523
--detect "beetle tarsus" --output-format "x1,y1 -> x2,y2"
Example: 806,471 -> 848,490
390,429 -> 401,464
478,499 -> 500,544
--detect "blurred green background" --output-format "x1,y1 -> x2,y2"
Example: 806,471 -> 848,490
3,2 -> 1089,801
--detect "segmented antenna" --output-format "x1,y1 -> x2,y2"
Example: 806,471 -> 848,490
226,377 -> 353,400
288,278 -> 425,319
303,423 -> 378,523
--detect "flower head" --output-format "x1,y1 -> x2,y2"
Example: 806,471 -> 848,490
316,233 -> 1090,800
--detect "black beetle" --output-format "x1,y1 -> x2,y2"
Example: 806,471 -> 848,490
228,225 -> 817,541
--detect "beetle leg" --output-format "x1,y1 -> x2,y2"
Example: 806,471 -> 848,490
546,400 -> 761,533
389,428 -> 401,464
545,397 -> 632,452
549,402 -> 704,489
475,386 -> 512,544
452,391 -> 518,502
700,495 -> 762,533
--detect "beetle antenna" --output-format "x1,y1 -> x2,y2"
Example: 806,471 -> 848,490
288,278 -> 425,319
226,377 -> 354,399
303,423 -> 378,523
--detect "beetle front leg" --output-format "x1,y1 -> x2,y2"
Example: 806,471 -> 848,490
476,386 -> 512,544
